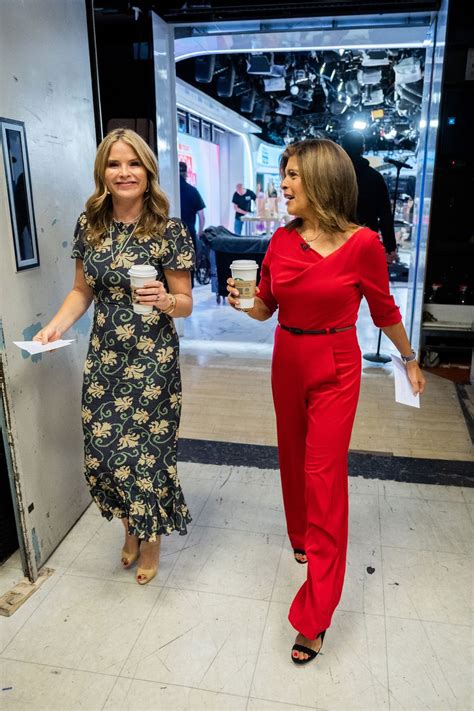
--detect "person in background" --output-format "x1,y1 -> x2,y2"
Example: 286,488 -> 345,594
227,138 -> 425,666
35,129 -> 195,586
232,182 -> 256,235
341,130 -> 398,263
179,162 -> 205,276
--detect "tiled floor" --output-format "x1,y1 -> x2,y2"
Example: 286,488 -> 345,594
1,463 -> 473,710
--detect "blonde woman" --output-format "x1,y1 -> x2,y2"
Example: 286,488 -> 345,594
228,139 -> 425,664
35,128 -> 194,584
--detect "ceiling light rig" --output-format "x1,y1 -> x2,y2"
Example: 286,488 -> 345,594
180,47 -> 425,148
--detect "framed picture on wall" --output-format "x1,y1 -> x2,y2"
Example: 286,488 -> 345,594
0,118 -> 39,270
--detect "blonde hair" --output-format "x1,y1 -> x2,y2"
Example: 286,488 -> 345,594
84,128 -> 170,247
280,138 -> 359,234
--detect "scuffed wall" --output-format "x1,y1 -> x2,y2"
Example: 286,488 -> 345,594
0,0 -> 97,575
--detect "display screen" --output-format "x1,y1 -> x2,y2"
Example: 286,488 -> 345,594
178,133 -> 221,228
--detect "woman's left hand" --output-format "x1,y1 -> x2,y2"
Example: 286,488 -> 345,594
135,280 -> 172,311
406,361 -> 426,395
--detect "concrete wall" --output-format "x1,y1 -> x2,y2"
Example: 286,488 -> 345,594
0,0 -> 97,576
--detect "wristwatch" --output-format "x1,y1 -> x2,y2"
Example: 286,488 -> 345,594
400,350 -> 417,364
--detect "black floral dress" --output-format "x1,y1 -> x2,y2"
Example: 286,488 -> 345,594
71,213 -> 195,542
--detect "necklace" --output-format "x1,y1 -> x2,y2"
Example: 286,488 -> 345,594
109,219 -> 140,269
303,229 -> 324,244
112,213 -> 141,226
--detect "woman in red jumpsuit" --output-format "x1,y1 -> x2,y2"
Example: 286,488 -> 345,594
227,139 -> 425,665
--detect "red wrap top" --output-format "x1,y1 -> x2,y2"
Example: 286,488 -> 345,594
257,226 -> 402,330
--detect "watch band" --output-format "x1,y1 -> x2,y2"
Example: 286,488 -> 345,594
401,350 -> 417,364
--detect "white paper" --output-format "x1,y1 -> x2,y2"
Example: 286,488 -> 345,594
13,339 -> 75,355
391,354 -> 420,408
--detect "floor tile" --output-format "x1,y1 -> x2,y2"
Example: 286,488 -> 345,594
196,477 -> 286,535
382,547 -> 473,626
251,603 -> 389,709
1,550 -> 22,570
0,569 -> 61,655
167,526 -> 283,600
3,575 -> 160,674
349,494 -> 381,546
386,616 -> 472,710
379,497 -> 473,554
178,475 -> 219,524
45,512 -> 105,573
179,461 -> 225,482
462,487 -> 474,504
339,543 -> 384,616
248,700 -> 314,711
122,587 -> 268,696
378,480 -> 466,503
103,677 -> 247,710
348,476 -> 379,495
0,659 -> 116,711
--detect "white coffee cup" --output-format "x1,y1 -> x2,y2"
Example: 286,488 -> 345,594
230,259 -> 259,309
127,264 -> 158,314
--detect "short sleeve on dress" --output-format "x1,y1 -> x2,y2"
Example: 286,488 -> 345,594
160,218 -> 195,271
71,212 -> 88,260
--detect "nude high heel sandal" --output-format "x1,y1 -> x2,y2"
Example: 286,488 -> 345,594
136,538 -> 161,585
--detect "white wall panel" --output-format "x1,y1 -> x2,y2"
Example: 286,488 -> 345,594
0,0 -> 97,577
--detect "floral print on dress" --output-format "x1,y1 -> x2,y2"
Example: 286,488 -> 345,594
71,213 -> 195,541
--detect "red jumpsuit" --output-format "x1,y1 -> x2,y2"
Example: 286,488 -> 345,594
258,226 -> 401,639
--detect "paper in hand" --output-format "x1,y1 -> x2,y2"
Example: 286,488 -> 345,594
391,354 -> 420,408
13,339 -> 75,355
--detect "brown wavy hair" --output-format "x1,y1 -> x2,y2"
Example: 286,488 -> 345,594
84,128 -> 170,247
280,138 -> 359,234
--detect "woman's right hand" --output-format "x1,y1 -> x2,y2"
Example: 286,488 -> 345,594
226,278 -> 260,310
33,324 -> 63,345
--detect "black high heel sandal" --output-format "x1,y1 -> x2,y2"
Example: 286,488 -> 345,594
291,630 -> 326,665
293,548 -> 307,564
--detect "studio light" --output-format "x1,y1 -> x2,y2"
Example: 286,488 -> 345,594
362,50 -> 389,67
294,69 -> 307,84
240,89 -> 256,113
195,55 -> 215,83
275,100 -> 293,116
394,57 -> 422,84
353,120 -> 367,130
217,66 -> 235,97
252,101 -> 267,122
357,67 -> 382,86
290,83 -> 299,96
247,53 -> 274,76
263,77 -> 286,92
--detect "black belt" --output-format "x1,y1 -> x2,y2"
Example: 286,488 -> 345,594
279,324 -> 355,335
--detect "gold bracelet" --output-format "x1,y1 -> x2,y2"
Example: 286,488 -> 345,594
161,293 -> 177,315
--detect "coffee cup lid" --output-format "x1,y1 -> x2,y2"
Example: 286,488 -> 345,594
127,264 -> 157,276
230,260 -> 258,269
